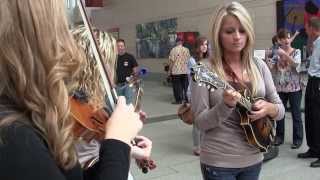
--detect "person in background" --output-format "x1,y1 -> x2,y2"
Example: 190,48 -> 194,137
297,17 -> 320,168
0,1 -> 143,180
71,26 -> 153,179
191,2 -> 285,180
187,37 -> 209,156
169,37 -> 191,104
291,28 -> 308,63
116,39 -> 139,104
304,1 -> 320,57
265,35 -> 280,65
266,29 -> 303,149
304,1 -> 320,27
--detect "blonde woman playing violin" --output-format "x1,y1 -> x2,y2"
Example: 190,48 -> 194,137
71,25 -> 154,179
0,1 -> 143,180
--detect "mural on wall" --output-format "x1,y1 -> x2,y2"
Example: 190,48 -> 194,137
277,1 -> 320,58
278,0 -> 320,32
136,18 -> 177,58
176,32 -> 200,53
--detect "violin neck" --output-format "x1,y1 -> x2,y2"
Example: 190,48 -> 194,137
77,0 -> 118,111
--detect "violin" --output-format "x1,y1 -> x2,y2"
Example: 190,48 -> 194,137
70,96 -> 108,142
71,0 -> 156,173
70,95 -> 157,172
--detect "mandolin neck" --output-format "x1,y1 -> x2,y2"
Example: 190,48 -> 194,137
224,83 -> 252,111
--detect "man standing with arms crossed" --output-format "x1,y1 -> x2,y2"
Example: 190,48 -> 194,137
116,39 -> 139,104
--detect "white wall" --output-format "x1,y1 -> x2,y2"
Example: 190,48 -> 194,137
91,0 -> 278,73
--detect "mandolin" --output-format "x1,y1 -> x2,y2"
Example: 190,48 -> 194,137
191,63 -> 275,152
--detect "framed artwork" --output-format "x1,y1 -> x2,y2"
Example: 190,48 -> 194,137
136,18 -> 177,58
176,32 -> 200,52
277,0 -> 320,62
277,0 -> 320,32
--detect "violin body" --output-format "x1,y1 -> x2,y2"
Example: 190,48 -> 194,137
70,97 -> 109,142
70,96 -> 157,172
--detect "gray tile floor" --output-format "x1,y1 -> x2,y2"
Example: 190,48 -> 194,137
129,79 -> 320,180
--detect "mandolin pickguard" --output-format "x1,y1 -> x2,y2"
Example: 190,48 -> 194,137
238,98 -> 275,152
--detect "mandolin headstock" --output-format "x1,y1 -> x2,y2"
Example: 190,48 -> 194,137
191,63 -> 252,110
191,63 -> 226,91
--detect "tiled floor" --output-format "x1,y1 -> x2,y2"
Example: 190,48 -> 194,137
129,79 -> 318,180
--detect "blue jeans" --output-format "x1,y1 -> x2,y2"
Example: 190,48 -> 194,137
276,90 -> 303,144
116,83 -> 134,104
201,163 -> 262,180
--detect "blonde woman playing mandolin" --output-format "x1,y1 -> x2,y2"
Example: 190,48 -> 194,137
191,2 -> 285,180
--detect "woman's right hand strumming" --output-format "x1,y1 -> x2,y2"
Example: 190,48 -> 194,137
104,96 -> 143,145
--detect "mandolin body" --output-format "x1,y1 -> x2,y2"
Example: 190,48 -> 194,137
237,97 -> 275,152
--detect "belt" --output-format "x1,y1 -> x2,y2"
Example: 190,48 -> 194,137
308,75 -> 320,80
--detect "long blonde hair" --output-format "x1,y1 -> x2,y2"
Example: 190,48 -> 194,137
0,0 -> 83,169
211,1 -> 260,95
71,25 -> 117,109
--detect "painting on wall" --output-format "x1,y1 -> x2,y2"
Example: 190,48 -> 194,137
136,18 -> 177,59
277,0 -> 320,71
176,32 -> 200,52
277,0 -> 320,32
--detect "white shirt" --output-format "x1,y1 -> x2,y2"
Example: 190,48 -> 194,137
308,36 -> 320,77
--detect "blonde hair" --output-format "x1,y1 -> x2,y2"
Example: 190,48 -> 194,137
211,1 -> 260,95
0,0 -> 83,169
71,25 -> 117,109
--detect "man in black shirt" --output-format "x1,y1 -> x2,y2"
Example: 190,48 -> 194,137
116,39 -> 139,104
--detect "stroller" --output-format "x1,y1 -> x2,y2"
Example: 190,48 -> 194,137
163,62 -> 172,86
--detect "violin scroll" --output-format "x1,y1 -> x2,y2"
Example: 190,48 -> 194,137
136,159 -> 156,174
132,137 -> 156,173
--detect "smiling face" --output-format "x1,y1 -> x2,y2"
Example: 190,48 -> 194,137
116,41 -> 126,55
219,15 -> 248,54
